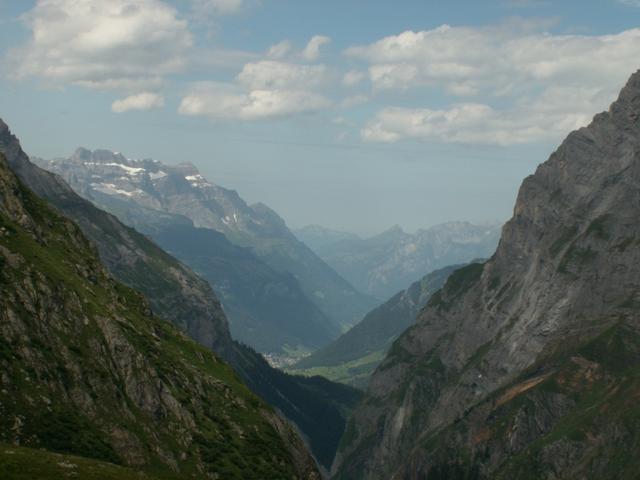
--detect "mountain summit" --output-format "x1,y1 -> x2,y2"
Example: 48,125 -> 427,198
335,70 -> 640,479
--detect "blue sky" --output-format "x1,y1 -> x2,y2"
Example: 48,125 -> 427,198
1,0 -> 639,235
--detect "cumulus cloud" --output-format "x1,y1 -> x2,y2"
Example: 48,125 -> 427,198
347,24 -> 640,144
179,60 -> 333,119
9,0 -> 192,90
178,82 -> 331,120
180,36 -> 336,121
346,25 -> 640,94
343,70 -> 365,87
362,86 -> 611,145
302,35 -> 331,60
112,92 -> 165,113
267,40 -> 293,59
237,60 -> 329,90
192,0 -> 244,16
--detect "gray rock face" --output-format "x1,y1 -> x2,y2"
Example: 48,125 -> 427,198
36,151 -> 377,330
334,69 -> 640,479
296,222 -> 501,300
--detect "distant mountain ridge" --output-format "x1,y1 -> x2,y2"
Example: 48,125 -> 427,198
35,149 -> 377,352
295,222 -> 501,299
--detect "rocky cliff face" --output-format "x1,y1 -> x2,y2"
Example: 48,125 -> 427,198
36,150 -> 377,330
0,152 -> 319,479
334,70 -> 640,479
297,222 -> 500,300
0,120 -> 360,471
291,264 -> 463,389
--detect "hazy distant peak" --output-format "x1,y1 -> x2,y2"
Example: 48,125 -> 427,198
373,224 -> 406,240
172,161 -> 200,176
250,202 -> 287,227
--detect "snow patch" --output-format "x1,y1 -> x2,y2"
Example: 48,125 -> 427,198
149,171 -> 167,180
185,174 -> 212,188
84,162 -> 145,175
90,182 -> 144,198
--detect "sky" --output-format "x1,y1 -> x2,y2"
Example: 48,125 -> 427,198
0,0 -> 639,236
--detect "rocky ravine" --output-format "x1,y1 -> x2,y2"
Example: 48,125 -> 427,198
334,70 -> 640,479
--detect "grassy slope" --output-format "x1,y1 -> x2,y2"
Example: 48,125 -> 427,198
0,444 -> 157,480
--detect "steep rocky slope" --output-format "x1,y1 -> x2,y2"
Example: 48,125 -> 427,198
0,153 -> 318,479
36,150 -> 377,330
0,119 -> 360,471
296,223 -> 500,300
334,70 -> 640,479
291,264 -> 463,389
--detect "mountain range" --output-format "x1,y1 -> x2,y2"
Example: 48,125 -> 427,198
290,264 -> 464,388
334,69 -> 640,479
295,222 -> 501,300
0,150 -> 319,479
34,150 -> 377,355
0,119 -> 360,472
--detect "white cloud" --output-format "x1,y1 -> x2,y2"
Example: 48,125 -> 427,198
191,48 -> 258,70
112,92 -> 165,113
181,38 -> 336,121
343,70 -> 365,87
10,0 -> 192,90
267,40 -> 293,59
302,35 -> 331,61
362,85 -> 611,145
346,25 -> 640,95
340,95 -> 369,108
237,60 -> 329,90
347,24 -> 640,144
192,0 -> 244,16
179,82 -> 331,120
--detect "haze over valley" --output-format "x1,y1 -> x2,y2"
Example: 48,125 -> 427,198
2,1 -> 640,479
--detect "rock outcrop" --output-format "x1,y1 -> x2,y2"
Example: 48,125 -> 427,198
334,69 -> 640,479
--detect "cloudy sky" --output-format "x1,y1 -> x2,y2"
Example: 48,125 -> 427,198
1,0 -> 639,235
